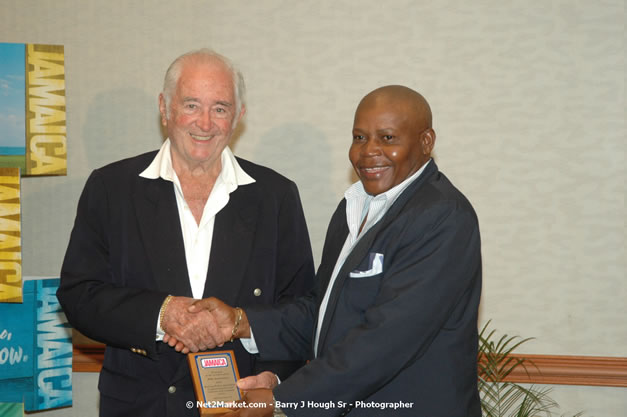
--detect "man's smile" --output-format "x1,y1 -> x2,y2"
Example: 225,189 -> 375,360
358,165 -> 390,176
190,133 -> 213,141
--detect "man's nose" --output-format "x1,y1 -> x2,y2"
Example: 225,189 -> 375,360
196,109 -> 213,131
361,138 -> 381,156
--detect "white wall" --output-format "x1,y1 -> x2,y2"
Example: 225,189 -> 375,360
1,0 -> 624,415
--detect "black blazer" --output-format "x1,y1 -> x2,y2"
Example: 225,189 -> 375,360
57,151 -> 315,417
247,161 -> 482,416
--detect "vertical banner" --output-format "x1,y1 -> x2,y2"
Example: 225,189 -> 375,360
0,167 -> 21,303
0,278 -> 72,411
0,42 -> 71,415
0,42 -> 67,176
25,44 -> 67,176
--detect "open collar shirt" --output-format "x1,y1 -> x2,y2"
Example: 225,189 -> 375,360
313,159 -> 433,354
140,139 -> 255,336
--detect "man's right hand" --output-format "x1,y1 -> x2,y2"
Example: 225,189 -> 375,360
189,297 -> 251,339
160,296 -> 225,353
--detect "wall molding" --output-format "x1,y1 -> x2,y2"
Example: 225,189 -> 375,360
73,345 -> 106,373
500,353 -> 627,387
73,345 -> 627,387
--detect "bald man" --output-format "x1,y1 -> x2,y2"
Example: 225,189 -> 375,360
194,85 -> 482,416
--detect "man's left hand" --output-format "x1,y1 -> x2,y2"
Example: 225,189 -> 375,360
237,372 -> 279,391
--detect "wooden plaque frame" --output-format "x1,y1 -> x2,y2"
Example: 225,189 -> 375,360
187,350 -> 242,416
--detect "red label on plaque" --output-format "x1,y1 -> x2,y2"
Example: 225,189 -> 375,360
200,357 -> 228,368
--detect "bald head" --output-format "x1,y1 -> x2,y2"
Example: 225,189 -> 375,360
357,85 -> 432,130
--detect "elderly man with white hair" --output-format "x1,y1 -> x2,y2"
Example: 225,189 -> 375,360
58,49 -> 315,417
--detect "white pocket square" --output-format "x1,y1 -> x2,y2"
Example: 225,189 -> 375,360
349,252 -> 384,278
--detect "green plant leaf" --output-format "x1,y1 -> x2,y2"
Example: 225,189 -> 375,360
478,321 -> 584,417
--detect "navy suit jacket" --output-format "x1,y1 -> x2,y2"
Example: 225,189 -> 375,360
57,151 -> 315,417
247,161 -> 482,416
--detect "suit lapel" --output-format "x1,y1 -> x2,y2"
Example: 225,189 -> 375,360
134,177 -> 192,297
316,162 -> 439,355
203,185 -> 259,304
315,214 -> 388,355
316,201 -> 349,297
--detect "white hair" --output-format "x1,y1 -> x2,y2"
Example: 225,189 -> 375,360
162,48 -> 246,124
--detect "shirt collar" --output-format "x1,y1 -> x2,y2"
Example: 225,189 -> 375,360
344,159 -> 432,239
139,139 -> 255,187
345,158 -> 433,210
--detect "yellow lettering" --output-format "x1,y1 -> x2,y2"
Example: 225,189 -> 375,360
28,44 -> 65,79
28,78 -> 66,105
29,106 -> 66,133
0,175 -> 19,185
0,218 -> 20,233
0,185 -> 19,202
0,261 -> 21,282
0,251 -> 21,261
0,167 -> 21,301
28,135 -> 67,175
0,233 -> 20,251
0,202 -> 20,216
0,283 -> 22,302
26,44 -> 67,176
28,44 -> 64,61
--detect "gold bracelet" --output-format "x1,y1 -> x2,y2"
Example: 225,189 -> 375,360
230,307 -> 243,343
159,295 -> 173,331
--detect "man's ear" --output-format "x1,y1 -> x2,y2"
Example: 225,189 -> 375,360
237,104 -> 246,123
158,93 -> 168,126
421,128 -> 436,155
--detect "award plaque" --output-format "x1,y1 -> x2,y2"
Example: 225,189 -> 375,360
188,350 -> 242,416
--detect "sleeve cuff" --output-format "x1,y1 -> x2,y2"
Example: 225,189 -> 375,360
239,327 -> 259,354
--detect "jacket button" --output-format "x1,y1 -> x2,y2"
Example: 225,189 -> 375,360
253,288 -> 262,296
168,386 -> 176,394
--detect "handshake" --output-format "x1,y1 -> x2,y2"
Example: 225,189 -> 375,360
160,296 -> 248,354
159,297 -> 280,416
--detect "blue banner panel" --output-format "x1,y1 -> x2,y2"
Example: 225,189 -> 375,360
0,278 -> 72,411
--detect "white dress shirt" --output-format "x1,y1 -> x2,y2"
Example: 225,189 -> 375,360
140,139 -> 255,338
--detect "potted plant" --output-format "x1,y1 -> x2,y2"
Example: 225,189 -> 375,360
477,321 -> 584,417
